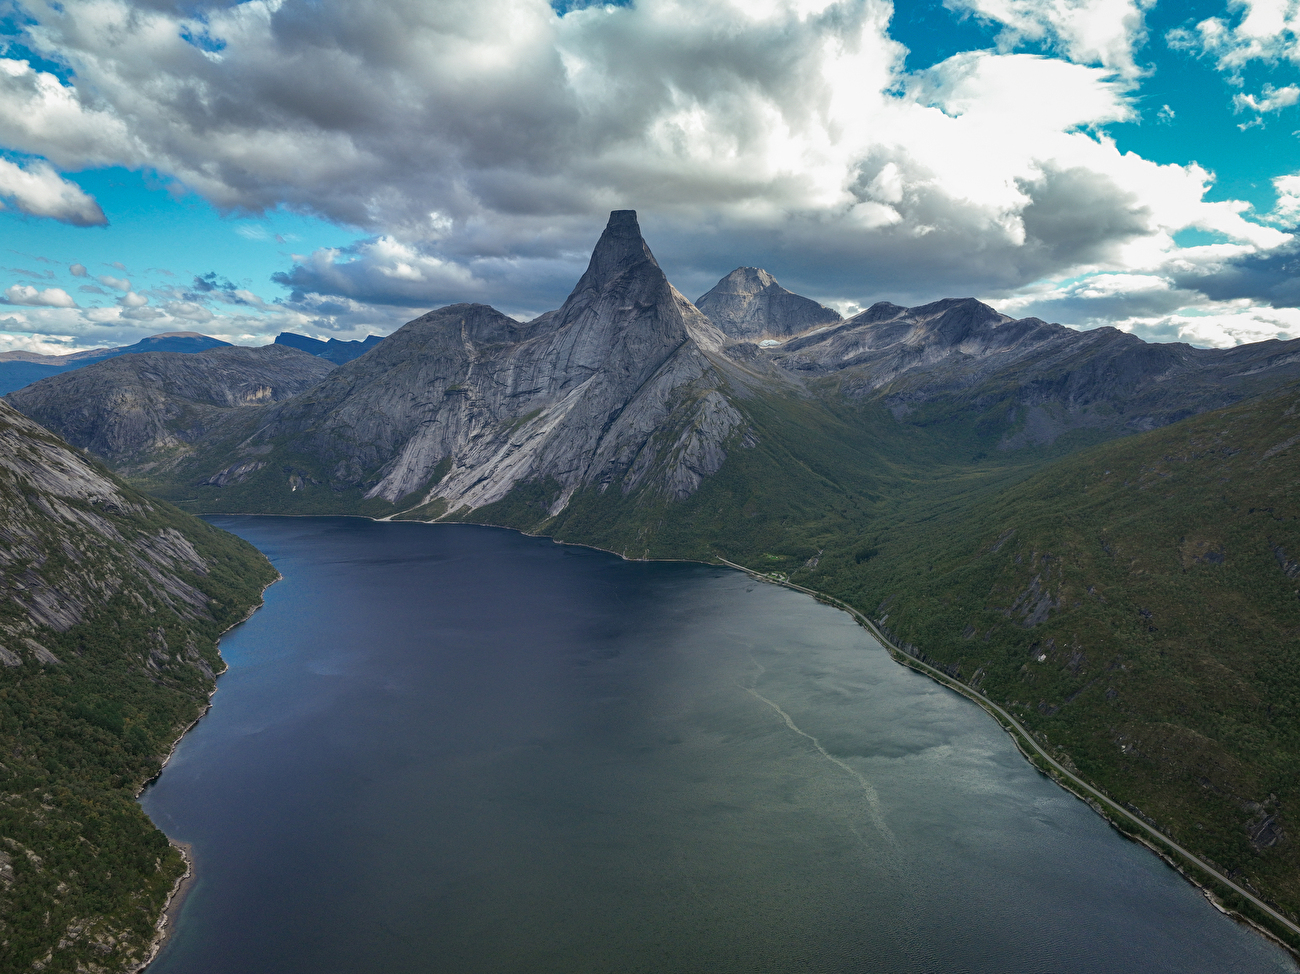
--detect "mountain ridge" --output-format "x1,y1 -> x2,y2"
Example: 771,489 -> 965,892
0,398 -> 275,971
696,265 -> 841,340
7,210 -> 1300,956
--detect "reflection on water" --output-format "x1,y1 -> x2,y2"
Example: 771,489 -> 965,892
140,517 -> 1298,974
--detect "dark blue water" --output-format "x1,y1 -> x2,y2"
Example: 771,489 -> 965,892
141,517 -> 1297,973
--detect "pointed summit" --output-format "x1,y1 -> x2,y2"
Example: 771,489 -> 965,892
571,210 -> 658,295
696,266 -> 840,340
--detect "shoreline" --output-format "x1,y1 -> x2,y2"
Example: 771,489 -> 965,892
131,841 -> 195,974
186,512 -> 1300,961
133,569 -> 283,972
715,557 -> 1300,963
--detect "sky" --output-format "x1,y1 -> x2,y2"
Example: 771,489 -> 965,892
1,0 -> 1300,353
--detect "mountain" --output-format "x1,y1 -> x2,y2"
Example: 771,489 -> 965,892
6,344 -> 335,471
28,210 -> 758,517
695,266 -> 841,341
0,332 -> 233,396
9,210 -> 1300,950
771,298 -> 1300,448
0,399 -> 274,972
274,331 -> 386,364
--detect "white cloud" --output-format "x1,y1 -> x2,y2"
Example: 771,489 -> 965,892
97,274 -> 131,291
69,262 -> 87,276
1233,82 -> 1300,117
946,0 -> 1155,79
117,291 -> 148,308
0,0 -> 1293,347
1121,305 -> 1300,346
1273,172 -> 1300,223
0,157 -> 105,225
1167,0 -> 1300,74
4,285 -> 78,308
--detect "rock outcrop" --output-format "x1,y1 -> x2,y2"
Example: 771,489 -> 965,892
200,210 -> 747,511
6,344 -> 335,467
771,297 -> 1300,446
696,267 -> 841,341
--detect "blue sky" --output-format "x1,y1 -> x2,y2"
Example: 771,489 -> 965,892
1,0 -> 1299,352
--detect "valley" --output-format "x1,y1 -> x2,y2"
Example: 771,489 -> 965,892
4,210 -> 1300,962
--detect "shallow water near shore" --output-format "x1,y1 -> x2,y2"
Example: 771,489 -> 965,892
141,516 -> 1297,973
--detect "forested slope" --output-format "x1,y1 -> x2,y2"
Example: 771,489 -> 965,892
0,400 -> 275,972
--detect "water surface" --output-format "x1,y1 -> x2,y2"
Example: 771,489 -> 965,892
141,517 -> 1297,973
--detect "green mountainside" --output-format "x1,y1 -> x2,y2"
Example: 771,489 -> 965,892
817,381 -> 1300,939
430,380 -> 1300,948
7,212 -> 1300,957
0,401 -> 275,972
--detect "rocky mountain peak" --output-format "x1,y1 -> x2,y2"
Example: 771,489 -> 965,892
719,266 -> 777,290
571,209 -> 659,296
696,266 -> 840,340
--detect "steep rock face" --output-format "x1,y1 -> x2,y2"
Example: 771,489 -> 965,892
772,297 -> 1300,444
0,398 -> 276,971
208,210 -> 747,510
696,267 -> 841,341
6,344 -> 334,466
0,401 -> 213,642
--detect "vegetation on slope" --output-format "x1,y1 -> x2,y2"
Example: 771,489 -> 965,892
0,403 -> 276,972
451,379 -> 1300,948
803,381 -> 1300,946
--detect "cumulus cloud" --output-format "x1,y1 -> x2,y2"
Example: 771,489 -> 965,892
4,285 -> 77,307
69,262 -> 87,276
0,0 -> 1295,346
0,157 -> 105,225
274,237 -> 487,306
1167,0 -> 1300,75
1233,82 -> 1300,126
947,0 -> 1155,78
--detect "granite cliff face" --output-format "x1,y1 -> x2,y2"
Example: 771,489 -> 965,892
146,210 -> 754,512
7,344 -> 334,468
696,266 -> 841,341
0,399 -> 215,658
770,297 -> 1300,447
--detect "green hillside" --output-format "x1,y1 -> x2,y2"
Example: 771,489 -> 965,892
448,379 -> 1300,949
0,403 -> 276,972
800,381 -> 1300,944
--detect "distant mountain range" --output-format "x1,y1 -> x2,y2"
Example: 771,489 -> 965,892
5,210 -> 1300,953
0,329 -> 387,397
0,332 -> 232,396
273,331 -> 384,364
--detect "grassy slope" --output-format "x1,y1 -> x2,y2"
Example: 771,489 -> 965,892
798,381 -> 1300,940
453,379 -> 1300,945
109,370 -> 1300,946
0,440 -> 276,972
